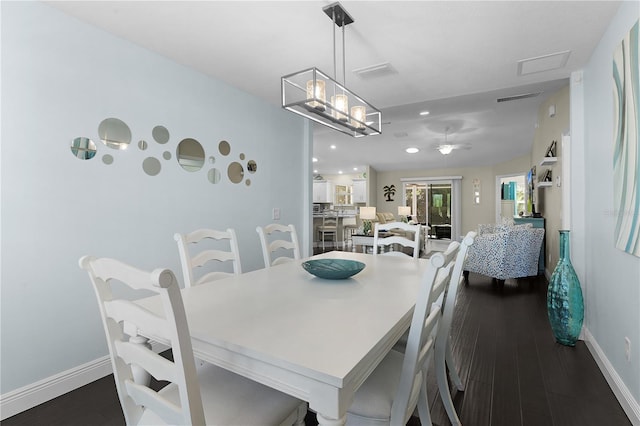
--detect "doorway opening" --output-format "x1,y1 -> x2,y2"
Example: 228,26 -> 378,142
496,173 -> 526,222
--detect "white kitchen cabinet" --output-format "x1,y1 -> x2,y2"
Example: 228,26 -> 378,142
352,179 -> 367,204
313,181 -> 333,203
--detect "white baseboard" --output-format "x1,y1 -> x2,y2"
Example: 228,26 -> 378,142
0,356 -> 112,421
0,340 -> 168,421
584,328 -> 640,425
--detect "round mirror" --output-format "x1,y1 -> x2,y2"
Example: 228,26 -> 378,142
152,125 -> 170,144
98,118 -> 131,150
219,140 -> 231,156
228,162 -> 244,184
209,156 -> 216,164
102,154 -> 114,165
247,160 -> 257,173
177,138 -> 205,172
163,151 -> 172,160
239,153 -> 245,160
138,140 -> 148,150
245,179 -> 251,186
142,157 -> 162,176
70,137 -> 96,160
208,168 -> 222,184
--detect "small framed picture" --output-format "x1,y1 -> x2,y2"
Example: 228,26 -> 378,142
545,140 -> 557,157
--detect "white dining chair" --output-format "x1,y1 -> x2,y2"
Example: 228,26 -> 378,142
79,255 -> 307,426
256,223 -> 301,268
174,228 -> 242,288
345,243 -> 460,425
389,233 -> 474,425
433,230 -> 476,426
373,221 -> 422,259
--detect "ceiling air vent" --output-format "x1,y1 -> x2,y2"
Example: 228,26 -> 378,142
497,92 -> 542,103
353,62 -> 397,79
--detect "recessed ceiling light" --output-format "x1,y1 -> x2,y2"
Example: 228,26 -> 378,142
312,157 -> 318,162
338,170 -> 343,174
313,169 -> 318,173
330,145 -> 337,150
353,167 -> 358,171
406,147 -> 419,154
419,111 -> 430,116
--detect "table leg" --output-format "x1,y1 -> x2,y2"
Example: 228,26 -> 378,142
316,413 -> 346,426
129,335 -> 152,386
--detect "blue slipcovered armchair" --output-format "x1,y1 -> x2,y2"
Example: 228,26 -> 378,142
463,223 -> 545,288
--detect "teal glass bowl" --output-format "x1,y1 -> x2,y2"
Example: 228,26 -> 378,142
302,259 -> 365,280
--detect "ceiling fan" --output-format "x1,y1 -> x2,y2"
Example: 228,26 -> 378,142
431,127 -> 471,155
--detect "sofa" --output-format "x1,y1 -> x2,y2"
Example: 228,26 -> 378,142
463,222 -> 545,288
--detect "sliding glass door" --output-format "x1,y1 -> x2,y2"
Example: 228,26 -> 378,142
402,177 -> 461,244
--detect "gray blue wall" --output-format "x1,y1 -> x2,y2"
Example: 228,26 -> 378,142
1,1 -> 310,394
578,0 -> 640,412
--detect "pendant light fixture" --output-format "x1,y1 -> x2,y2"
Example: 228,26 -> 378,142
438,127 -> 454,155
281,2 -> 382,137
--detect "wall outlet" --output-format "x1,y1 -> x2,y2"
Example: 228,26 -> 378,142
272,208 -> 281,220
625,337 -> 631,362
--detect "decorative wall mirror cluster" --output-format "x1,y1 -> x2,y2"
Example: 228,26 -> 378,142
69,118 -> 258,186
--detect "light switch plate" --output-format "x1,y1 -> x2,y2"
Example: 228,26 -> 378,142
272,208 -> 281,220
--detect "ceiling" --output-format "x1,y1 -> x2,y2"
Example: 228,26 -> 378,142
46,1 -> 622,175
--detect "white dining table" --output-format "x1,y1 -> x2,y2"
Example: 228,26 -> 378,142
137,251 -> 428,425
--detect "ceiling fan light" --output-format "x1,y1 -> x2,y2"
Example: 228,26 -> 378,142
439,145 -> 453,155
406,147 -> 419,154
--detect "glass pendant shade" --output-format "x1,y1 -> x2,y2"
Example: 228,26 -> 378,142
331,94 -> 349,121
350,105 -> 366,129
306,79 -> 326,111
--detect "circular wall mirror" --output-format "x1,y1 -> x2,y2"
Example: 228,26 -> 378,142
138,140 -> 148,150
208,168 -> 221,184
219,140 -> 231,156
228,162 -> 244,184
239,153 -> 245,160
245,179 -> 251,186
209,156 -> 216,164
102,154 -> 114,165
152,125 -> 170,144
163,151 -> 172,160
98,118 -> 131,150
176,138 -> 205,172
70,137 -> 96,160
142,157 -> 162,176
247,160 -> 257,173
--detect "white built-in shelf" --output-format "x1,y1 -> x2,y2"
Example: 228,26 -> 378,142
540,157 -> 558,166
538,181 -> 553,188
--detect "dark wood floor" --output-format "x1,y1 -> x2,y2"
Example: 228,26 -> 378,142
3,267 -> 631,425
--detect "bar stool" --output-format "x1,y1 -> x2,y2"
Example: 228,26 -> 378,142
342,216 -> 358,249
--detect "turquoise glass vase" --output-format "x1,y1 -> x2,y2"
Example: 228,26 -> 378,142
547,230 -> 584,346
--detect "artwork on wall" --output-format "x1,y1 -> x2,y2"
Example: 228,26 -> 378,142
69,118 -> 258,187
383,184 -> 396,202
613,19 -> 639,257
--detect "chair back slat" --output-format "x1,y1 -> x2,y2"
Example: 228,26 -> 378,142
114,340 -> 178,384
79,255 -> 205,426
124,381 -> 184,425
256,223 -> 301,268
373,222 -> 422,259
104,300 -> 167,339
175,228 -> 242,288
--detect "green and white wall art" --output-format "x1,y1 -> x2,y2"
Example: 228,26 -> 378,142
613,19 -> 639,257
